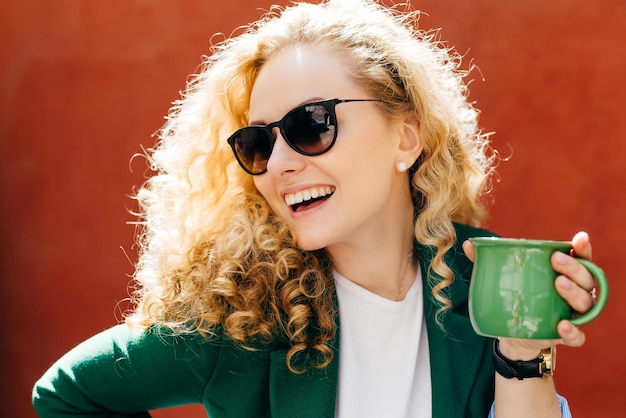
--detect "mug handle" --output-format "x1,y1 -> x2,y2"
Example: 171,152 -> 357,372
568,258 -> 609,326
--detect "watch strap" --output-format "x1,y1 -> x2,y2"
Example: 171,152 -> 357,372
492,338 -> 552,380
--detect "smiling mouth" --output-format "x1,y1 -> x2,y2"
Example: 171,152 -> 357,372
284,186 -> 335,212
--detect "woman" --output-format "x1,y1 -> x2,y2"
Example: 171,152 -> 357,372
33,1 -> 596,417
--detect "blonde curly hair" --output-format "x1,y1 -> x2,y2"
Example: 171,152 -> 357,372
128,0 -> 494,373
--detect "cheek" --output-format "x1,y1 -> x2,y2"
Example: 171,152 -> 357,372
253,176 -> 270,199
338,116 -> 398,163
253,176 -> 281,210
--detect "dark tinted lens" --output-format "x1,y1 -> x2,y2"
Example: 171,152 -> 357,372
283,103 -> 335,154
234,128 -> 273,173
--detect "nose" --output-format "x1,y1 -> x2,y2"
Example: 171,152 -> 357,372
265,128 -> 306,176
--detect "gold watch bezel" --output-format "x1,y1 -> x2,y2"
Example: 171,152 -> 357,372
540,346 -> 556,376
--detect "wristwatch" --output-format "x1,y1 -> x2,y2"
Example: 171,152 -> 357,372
492,338 -> 556,380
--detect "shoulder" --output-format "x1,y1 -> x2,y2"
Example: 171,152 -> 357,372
64,324 -> 225,375
447,223 -> 498,282
33,324 -> 225,414
417,223 -> 498,275
452,222 -> 499,243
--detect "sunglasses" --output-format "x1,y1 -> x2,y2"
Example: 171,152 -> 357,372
227,98 -> 383,175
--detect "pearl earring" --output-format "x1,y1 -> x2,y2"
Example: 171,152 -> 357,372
397,161 -> 408,172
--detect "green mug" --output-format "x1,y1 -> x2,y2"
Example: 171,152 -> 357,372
468,237 -> 609,339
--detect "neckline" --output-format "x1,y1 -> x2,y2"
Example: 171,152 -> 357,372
333,265 -> 422,308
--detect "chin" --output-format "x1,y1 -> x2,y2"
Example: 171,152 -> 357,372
293,234 -> 329,252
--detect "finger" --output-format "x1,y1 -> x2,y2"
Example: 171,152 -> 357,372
555,275 -> 595,313
462,239 -> 475,261
552,250 -> 596,292
571,231 -> 592,260
557,320 -> 586,347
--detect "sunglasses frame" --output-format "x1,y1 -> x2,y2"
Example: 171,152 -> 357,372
227,98 -> 384,175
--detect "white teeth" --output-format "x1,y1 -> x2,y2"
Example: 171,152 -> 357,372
284,186 -> 333,206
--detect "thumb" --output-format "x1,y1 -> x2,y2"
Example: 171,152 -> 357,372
462,239 -> 475,262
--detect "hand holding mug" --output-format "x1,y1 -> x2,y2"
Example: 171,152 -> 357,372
463,232 -> 608,347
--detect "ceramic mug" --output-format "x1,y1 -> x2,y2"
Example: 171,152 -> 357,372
468,237 -> 609,339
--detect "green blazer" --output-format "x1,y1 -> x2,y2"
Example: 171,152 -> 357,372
33,224 -> 495,418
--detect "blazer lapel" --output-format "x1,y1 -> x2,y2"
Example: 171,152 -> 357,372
419,240 -> 493,417
268,341 -> 339,417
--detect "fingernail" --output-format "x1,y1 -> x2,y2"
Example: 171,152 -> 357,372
562,322 -> 573,334
554,251 -> 569,265
581,232 -> 590,245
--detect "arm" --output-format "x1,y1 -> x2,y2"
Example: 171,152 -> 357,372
33,324 -> 218,417
488,395 -> 572,418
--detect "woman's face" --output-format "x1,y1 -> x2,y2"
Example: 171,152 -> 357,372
250,45 -> 416,252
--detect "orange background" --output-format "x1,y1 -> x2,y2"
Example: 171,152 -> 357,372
2,1 -> 624,417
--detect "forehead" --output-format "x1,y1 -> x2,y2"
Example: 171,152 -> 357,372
248,45 -> 363,121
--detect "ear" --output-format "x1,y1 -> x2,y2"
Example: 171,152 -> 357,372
396,115 -> 423,168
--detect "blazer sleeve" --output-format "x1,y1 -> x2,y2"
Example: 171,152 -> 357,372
32,324 -> 219,417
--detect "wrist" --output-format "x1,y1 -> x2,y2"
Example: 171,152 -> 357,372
497,338 -> 543,361
492,338 -> 556,380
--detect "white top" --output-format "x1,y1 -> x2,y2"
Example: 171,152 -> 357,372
334,267 -> 431,418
